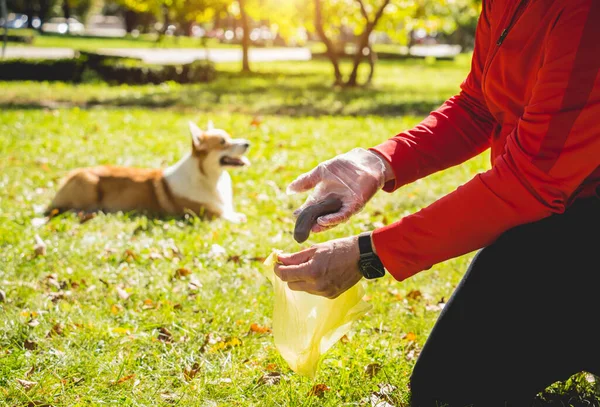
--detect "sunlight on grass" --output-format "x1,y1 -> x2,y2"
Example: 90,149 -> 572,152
1,56 -> 596,406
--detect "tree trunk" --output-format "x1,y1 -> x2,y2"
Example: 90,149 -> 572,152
25,1 -> 35,29
314,0 -> 343,85
365,44 -> 377,86
346,0 -> 390,87
238,0 -> 251,73
123,9 -> 137,34
345,27 -> 371,87
62,0 -> 71,34
38,0 -> 53,31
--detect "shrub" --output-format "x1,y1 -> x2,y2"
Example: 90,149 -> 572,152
0,58 -> 84,81
0,51 -> 216,84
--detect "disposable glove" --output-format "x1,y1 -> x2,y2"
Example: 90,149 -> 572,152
286,148 -> 390,233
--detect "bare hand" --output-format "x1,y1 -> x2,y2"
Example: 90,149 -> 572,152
273,236 -> 363,299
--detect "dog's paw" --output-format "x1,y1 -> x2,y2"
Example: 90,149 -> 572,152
223,212 -> 247,224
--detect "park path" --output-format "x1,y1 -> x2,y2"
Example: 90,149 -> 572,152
2,46 -> 312,64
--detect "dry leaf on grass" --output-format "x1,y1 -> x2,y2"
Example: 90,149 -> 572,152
307,383 -> 330,398
0,289 -> 5,302
157,327 -> 173,343
175,268 -> 192,278
47,323 -> 64,338
17,379 -> 37,390
249,323 -> 271,334
25,365 -> 35,377
112,374 -> 135,385
183,362 -> 201,381
23,340 -> 37,351
257,372 -> 281,386
406,290 -> 423,301
365,363 -> 382,378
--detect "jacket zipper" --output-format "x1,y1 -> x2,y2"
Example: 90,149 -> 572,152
482,0 -> 530,91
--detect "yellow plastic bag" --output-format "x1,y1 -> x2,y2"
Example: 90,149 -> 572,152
263,250 -> 372,378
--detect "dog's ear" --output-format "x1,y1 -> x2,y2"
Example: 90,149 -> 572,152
188,121 -> 205,150
207,120 -> 214,131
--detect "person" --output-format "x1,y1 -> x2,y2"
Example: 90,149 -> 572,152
272,0 -> 600,405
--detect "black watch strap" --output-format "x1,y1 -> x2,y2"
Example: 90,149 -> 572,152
357,232 -> 386,279
358,232 -> 375,255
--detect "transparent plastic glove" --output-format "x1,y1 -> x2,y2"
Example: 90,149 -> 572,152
287,148 -> 388,233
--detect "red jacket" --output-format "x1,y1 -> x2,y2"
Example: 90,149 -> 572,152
370,0 -> 600,281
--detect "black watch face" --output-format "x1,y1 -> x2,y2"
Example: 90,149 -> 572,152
359,257 -> 385,279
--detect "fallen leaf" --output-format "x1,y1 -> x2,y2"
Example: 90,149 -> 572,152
365,363 -> 382,378
257,372 -> 281,386
34,235 -> 47,256
209,336 -> 242,353
23,340 -> 37,351
406,290 -> 422,301
111,304 -> 122,315
405,332 -> 417,342
340,334 -> 350,344
368,383 -> 399,407
250,116 -> 262,127
27,318 -> 40,328
157,327 -> 173,343
47,323 -> 64,337
266,363 -> 278,372
25,365 -> 35,377
249,323 -> 271,334
123,249 -> 137,262
160,392 -> 178,402
227,255 -> 242,264
0,289 -> 5,302
175,268 -> 192,278
116,287 -> 130,301
307,383 -> 330,398
183,362 -> 201,381
112,374 -> 135,385
44,274 -> 62,290
16,379 -> 37,390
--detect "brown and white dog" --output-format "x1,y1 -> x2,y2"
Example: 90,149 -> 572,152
46,121 -> 250,222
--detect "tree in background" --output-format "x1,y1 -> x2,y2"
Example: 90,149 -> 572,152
7,0 -> 58,29
308,0 -> 417,87
60,0 -> 93,32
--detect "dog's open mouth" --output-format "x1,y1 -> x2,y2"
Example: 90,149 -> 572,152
220,156 -> 250,167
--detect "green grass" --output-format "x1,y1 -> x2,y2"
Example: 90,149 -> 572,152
0,57 -> 470,116
1,58 -> 599,406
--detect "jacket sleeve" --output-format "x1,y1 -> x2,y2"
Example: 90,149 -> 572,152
369,0 -> 496,192
372,0 -> 600,281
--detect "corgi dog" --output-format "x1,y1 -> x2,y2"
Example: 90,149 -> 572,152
46,121 -> 250,223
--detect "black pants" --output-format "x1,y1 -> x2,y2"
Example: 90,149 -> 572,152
409,196 -> 600,407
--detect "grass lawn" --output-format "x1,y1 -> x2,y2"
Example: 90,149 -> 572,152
1,58 -> 598,406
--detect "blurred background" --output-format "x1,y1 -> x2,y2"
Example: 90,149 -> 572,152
0,0 -> 481,84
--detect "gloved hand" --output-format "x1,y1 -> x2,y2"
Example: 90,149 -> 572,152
287,148 -> 392,233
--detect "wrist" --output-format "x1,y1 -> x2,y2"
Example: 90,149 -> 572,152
369,150 -> 395,184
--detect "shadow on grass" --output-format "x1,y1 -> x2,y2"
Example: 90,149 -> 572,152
0,77 -> 446,117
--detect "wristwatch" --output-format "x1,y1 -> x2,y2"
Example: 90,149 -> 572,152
357,232 -> 386,279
